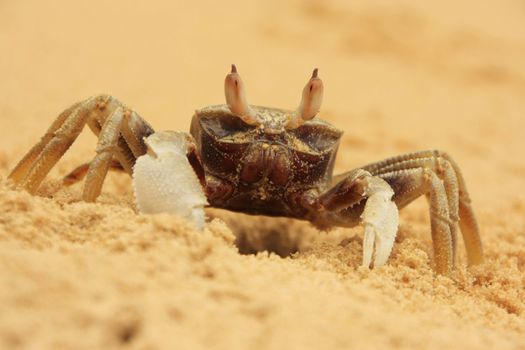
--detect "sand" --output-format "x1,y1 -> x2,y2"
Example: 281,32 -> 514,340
1,0 -> 524,349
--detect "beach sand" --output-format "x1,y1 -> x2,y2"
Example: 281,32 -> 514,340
0,0 -> 524,348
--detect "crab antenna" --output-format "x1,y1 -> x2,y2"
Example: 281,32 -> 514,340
224,64 -> 259,125
286,68 -> 324,129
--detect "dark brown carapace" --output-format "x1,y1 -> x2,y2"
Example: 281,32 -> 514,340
190,104 -> 342,218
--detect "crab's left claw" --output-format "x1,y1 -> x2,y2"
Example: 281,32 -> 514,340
133,131 -> 208,231
361,177 -> 399,268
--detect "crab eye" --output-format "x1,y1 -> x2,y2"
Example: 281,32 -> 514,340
224,64 -> 260,126
289,123 -> 342,153
200,114 -> 255,140
285,68 -> 324,129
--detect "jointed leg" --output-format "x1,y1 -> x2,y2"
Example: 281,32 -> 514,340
9,102 -> 82,184
379,168 -> 454,274
83,107 -> 125,201
85,98 -> 153,175
63,160 -> 125,186
319,150 -> 482,273
362,150 -> 483,266
366,156 -> 459,265
9,95 -> 155,201
12,97 -> 100,193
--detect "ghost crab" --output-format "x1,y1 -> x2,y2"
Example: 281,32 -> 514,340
8,65 -> 483,274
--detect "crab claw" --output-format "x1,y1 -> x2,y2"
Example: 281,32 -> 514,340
361,177 -> 399,268
224,64 -> 259,125
133,131 -> 208,231
286,68 -> 324,129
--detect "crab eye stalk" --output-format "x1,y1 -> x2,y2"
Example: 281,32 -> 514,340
224,64 -> 259,125
286,68 -> 324,129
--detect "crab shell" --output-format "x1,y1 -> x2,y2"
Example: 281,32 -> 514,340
189,104 -> 344,218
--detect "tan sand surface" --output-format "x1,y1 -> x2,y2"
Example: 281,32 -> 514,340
1,0 -> 524,349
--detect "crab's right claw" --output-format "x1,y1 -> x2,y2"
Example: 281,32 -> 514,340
361,177 -> 399,268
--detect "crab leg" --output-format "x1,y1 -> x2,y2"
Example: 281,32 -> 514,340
9,95 -> 155,201
85,97 -> 153,175
307,169 -> 399,268
9,102 -> 82,184
379,168 -> 454,274
367,157 -> 460,265
118,110 -> 152,158
317,169 -> 370,213
313,151 -> 475,273
362,150 -> 483,266
10,97 -> 100,193
82,107 -> 125,201
63,160 -> 124,186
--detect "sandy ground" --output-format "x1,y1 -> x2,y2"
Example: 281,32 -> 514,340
1,0 -> 525,349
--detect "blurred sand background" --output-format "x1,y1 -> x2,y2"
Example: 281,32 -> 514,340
1,0 -> 525,349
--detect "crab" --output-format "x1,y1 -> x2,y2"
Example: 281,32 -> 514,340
8,65 -> 483,274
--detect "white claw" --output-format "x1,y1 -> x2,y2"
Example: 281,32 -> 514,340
133,131 -> 208,231
361,177 -> 399,268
